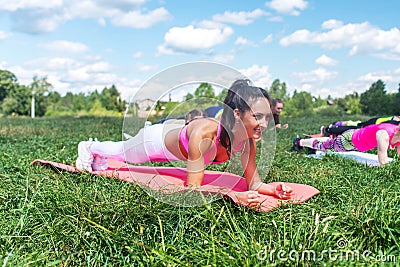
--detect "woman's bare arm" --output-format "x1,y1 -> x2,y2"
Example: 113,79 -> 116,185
185,120 -> 217,186
241,139 -> 292,199
376,129 -> 390,166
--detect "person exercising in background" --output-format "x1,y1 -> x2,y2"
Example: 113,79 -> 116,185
272,98 -> 288,129
204,106 -> 223,120
320,116 -> 400,137
156,108 -> 207,125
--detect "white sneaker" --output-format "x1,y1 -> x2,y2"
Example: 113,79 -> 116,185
76,139 -> 94,172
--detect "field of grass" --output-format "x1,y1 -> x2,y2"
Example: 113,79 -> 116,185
0,116 -> 399,266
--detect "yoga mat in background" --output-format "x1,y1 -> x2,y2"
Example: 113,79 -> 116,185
307,151 -> 393,167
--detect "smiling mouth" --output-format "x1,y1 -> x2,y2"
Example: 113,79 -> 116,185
254,128 -> 262,134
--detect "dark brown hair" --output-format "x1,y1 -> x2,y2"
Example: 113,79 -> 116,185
219,79 -> 271,156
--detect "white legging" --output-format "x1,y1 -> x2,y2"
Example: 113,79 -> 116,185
90,124 -> 181,164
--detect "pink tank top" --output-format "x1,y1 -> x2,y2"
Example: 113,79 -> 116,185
179,123 -> 225,165
351,123 -> 400,152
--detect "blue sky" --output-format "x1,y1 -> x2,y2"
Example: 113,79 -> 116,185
1,0 -> 399,101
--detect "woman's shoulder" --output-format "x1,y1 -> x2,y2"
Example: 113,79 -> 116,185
186,118 -> 219,135
189,117 -> 219,125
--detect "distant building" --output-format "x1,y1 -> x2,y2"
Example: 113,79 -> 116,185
137,98 -> 155,110
134,98 -> 157,118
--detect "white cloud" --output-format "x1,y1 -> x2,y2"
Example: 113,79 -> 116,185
293,68 -> 400,98
0,0 -> 146,12
158,25 -> 233,55
287,83 -> 343,98
135,63 -> 158,72
24,57 -> 78,71
265,0 -> 308,16
315,54 -> 337,66
293,67 -> 338,83
98,17 -> 106,26
235,37 -> 255,46
110,8 -> 171,29
315,87 -> 336,97
240,64 -> 272,88
66,68 -> 91,82
133,52 -> 143,59
280,20 -> 400,57
0,30 -> 11,40
322,19 -> 343,30
212,8 -> 269,25
358,70 -> 399,84
197,20 -> 227,29
39,40 -> 89,54
11,10 -> 69,33
87,61 -> 113,73
0,0 -> 171,33
212,51 -> 235,64
10,56 -> 124,96
268,16 -> 283,22
262,34 -> 273,44
0,0 -> 63,11
372,52 -> 400,61
0,61 -> 8,69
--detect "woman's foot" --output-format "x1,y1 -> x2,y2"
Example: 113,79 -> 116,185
76,139 -> 94,172
291,137 -> 303,152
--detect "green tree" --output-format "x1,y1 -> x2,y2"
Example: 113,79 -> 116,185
161,101 -> 180,118
184,93 -> 194,101
0,69 -> 19,103
268,79 -> 287,100
387,84 -> 400,115
72,93 -> 87,112
4,84 -> 31,115
312,96 -> 326,108
44,91 -> 62,116
183,83 -> 216,106
61,92 -> 74,111
100,85 -> 125,112
89,99 -> 109,116
360,80 -> 389,115
194,83 -> 216,99
87,90 -> 101,111
1,97 -> 18,115
217,88 -> 228,103
285,90 -> 314,117
336,92 -> 362,115
29,76 -> 52,118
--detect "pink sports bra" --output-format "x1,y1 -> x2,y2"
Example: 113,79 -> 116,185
179,123 -> 226,165
351,123 -> 400,151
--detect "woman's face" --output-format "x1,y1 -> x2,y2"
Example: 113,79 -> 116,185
239,98 -> 272,140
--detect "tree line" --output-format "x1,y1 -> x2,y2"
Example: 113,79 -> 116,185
1,68 -> 399,118
268,79 -> 400,117
0,69 -> 126,117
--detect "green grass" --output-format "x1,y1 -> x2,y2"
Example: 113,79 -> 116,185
0,116 -> 399,266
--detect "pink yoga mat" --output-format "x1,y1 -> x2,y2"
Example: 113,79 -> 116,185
30,158 -> 319,212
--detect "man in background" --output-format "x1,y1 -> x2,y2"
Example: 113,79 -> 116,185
272,98 -> 288,129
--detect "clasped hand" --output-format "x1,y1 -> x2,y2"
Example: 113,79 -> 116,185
275,182 -> 293,200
